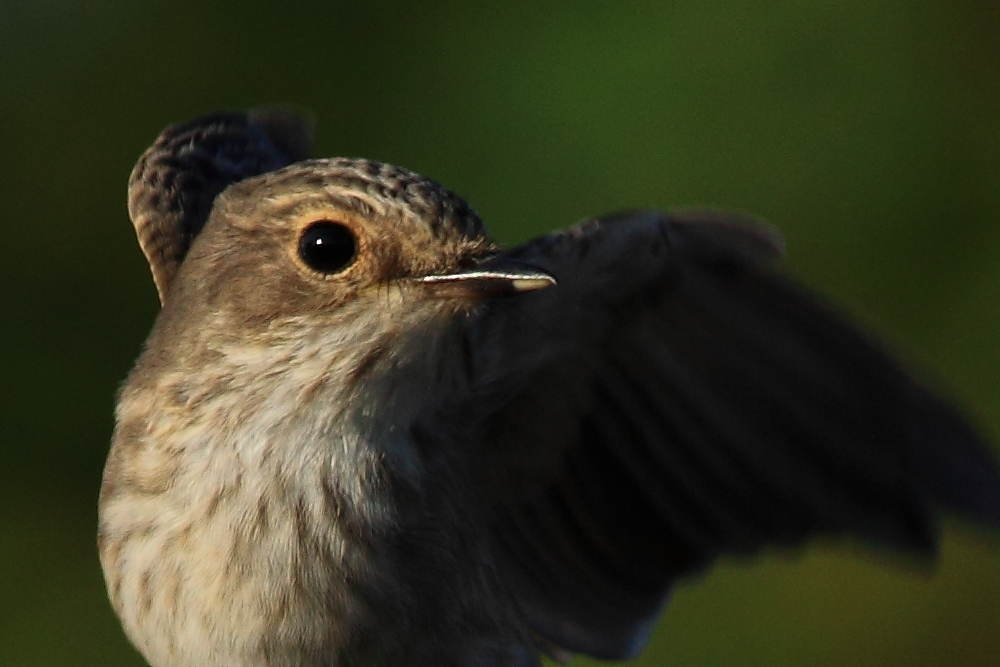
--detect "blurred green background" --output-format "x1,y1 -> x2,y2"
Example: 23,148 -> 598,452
3,1 -> 1000,665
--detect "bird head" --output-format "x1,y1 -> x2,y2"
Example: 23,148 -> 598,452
166,158 -> 552,334
122,114 -> 554,450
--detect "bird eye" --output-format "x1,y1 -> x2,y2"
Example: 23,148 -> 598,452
298,221 -> 358,274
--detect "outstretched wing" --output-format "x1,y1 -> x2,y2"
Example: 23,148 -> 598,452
127,109 -> 314,303
447,209 -> 1000,660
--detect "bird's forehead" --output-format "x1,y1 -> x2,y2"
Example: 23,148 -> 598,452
219,158 -> 487,240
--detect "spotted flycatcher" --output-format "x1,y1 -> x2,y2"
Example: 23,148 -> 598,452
98,110 -> 1000,667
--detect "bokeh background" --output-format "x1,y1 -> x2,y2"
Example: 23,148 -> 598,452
3,1 -> 1000,665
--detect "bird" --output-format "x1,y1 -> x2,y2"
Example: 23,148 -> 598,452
98,109 -> 1000,667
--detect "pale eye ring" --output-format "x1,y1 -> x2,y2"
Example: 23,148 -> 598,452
298,221 -> 358,274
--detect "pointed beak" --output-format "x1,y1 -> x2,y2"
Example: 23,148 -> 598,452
415,256 -> 557,298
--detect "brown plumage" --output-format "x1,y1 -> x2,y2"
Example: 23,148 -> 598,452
99,110 -> 1000,667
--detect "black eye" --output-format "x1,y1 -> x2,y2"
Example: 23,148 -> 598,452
298,221 -> 358,274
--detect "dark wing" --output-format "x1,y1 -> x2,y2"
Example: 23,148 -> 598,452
128,109 -> 314,303
444,209 -> 1000,660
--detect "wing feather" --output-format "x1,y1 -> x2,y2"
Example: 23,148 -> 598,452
432,209 -> 1000,659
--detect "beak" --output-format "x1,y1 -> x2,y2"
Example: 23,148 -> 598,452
416,256 -> 557,298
